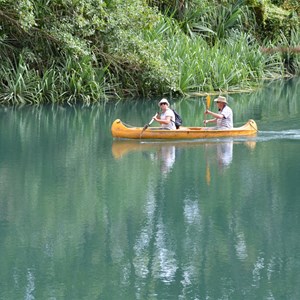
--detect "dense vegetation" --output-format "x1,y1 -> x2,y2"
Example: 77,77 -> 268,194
0,0 -> 299,104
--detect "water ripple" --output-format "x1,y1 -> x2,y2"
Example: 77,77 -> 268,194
257,129 -> 300,141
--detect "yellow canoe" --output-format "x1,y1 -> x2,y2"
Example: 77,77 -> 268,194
111,119 -> 258,140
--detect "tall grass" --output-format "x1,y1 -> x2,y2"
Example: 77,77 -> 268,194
159,27 -> 284,94
0,56 -> 41,105
291,29 -> 300,75
0,52 -> 113,105
277,29 -> 300,75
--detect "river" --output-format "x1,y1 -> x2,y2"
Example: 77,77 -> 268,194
0,78 -> 300,299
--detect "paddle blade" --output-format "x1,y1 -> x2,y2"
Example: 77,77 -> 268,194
140,113 -> 157,138
140,124 -> 149,138
142,124 -> 149,131
206,95 -> 211,109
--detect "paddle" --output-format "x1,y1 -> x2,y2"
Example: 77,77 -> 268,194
204,94 -> 211,127
204,96 -> 211,184
140,113 -> 158,138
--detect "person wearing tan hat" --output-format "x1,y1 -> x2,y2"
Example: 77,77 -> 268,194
204,95 -> 233,129
152,98 -> 176,130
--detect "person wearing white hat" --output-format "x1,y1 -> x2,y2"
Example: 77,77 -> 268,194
204,95 -> 233,129
152,98 -> 176,130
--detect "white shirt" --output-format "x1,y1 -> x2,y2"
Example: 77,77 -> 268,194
217,105 -> 233,129
160,108 -> 176,130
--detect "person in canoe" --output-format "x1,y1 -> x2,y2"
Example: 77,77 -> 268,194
152,98 -> 176,130
203,95 -> 233,129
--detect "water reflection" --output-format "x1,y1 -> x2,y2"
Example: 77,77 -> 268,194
133,183 -> 156,279
112,141 -> 176,177
132,181 -> 178,285
1,77 -> 300,299
112,139 -> 256,173
217,141 -> 233,169
205,140 -> 234,185
152,219 -> 178,283
156,145 -> 176,177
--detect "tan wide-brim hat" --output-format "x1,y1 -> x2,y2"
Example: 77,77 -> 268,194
214,96 -> 227,104
158,98 -> 170,106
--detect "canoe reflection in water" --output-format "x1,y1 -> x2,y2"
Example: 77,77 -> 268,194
112,140 -> 176,176
112,139 -> 257,176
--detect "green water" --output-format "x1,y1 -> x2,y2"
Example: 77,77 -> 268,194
1,78 -> 300,299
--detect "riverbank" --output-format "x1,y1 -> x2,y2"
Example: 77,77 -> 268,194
0,0 -> 299,104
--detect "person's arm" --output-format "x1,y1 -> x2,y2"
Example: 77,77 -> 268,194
153,115 -> 171,125
203,117 -> 217,125
205,109 -> 224,119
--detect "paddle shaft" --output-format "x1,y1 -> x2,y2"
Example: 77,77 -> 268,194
205,95 -> 211,127
145,112 -> 158,128
140,113 -> 158,137
148,118 -> 155,126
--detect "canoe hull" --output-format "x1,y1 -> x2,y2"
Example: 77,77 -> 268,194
111,119 -> 258,140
